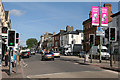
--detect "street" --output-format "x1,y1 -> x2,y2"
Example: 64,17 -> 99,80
21,54 -> 118,78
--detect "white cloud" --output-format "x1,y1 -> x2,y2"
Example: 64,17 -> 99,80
10,9 -> 25,16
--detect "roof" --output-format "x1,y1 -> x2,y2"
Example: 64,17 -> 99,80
111,11 -> 120,17
83,18 -> 92,25
63,30 -> 83,35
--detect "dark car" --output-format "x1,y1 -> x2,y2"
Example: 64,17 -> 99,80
21,51 -> 30,58
41,52 -> 54,61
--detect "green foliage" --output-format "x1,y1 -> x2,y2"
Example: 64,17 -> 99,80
26,38 -> 38,48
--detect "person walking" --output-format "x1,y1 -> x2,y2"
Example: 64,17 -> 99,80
5,52 -> 8,67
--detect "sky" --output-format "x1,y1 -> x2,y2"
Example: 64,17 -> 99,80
2,2 -> 119,46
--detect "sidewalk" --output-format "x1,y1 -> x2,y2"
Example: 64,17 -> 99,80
1,61 -> 23,79
60,55 -> 120,72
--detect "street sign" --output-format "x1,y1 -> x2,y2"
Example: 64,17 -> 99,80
2,36 -> 7,39
96,27 -> 105,37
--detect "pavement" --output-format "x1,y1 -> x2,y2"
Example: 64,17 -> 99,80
60,55 -> 120,72
1,60 -> 23,79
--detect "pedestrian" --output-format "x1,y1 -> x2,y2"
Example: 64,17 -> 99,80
11,51 -> 15,68
5,52 -> 8,67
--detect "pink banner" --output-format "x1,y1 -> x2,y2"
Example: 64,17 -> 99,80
101,7 -> 108,26
92,6 -> 99,26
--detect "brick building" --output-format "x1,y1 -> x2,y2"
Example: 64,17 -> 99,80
83,4 -> 113,53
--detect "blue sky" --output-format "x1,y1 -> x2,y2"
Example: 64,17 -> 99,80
3,2 -> 118,46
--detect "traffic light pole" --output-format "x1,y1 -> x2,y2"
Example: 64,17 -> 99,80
90,44 -> 93,63
99,0 -> 102,63
9,47 -> 12,75
110,42 -> 112,67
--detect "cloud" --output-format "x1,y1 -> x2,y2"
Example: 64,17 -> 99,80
10,9 -> 25,16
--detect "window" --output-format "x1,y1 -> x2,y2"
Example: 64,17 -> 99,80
81,33 -> 83,37
117,17 -> 119,27
55,42 -> 58,46
72,41 -> 73,44
71,34 -> 73,38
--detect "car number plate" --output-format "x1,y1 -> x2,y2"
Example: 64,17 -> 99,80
48,57 -> 51,58
24,54 -> 27,56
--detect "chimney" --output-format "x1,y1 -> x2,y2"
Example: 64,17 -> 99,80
53,32 -> 55,35
71,26 -> 74,31
46,32 -> 48,35
60,30 -> 65,33
66,25 -> 70,32
104,4 -> 113,22
89,11 -> 92,18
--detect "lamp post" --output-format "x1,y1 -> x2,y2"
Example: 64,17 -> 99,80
99,0 -> 102,63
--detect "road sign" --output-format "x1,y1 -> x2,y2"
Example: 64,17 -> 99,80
96,27 -> 105,37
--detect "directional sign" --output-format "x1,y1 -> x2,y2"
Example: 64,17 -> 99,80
96,27 -> 105,37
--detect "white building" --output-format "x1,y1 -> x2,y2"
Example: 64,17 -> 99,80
62,30 -> 83,47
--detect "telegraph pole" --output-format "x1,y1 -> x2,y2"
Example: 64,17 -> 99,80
99,0 -> 102,63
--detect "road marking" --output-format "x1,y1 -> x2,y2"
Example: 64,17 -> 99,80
22,59 -> 28,67
27,71 -> 91,78
104,70 -> 118,74
74,63 -> 79,64
20,59 -> 26,78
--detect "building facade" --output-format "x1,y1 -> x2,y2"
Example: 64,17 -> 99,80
83,4 -> 113,53
0,0 -> 11,61
111,11 -> 120,53
63,30 -> 83,47
40,32 -> 55,50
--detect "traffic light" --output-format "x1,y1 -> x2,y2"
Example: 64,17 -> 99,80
89,34 -> 94,46
105,28 -> 109,40
16,33 -> 19,43
8,30 -> 16,47
109,27 -> 116,42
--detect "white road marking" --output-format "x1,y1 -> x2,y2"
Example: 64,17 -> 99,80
74,63 -> 79,64
27,71 -> 91,78
22,59 -> 28,67
104,70 -> 118,74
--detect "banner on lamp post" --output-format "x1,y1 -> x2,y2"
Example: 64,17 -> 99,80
101,7 -> 108,26
92,6 -> 99,26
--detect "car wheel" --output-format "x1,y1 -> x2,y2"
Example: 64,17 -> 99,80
27,55 -> 29,58
52,58 -> 54,61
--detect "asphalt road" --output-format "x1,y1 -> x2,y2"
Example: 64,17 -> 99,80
21,53 -> 118,79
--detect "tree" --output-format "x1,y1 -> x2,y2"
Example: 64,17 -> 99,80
26,38 -> 38,48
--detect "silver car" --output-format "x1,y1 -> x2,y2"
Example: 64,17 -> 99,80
41,52 -> 54,61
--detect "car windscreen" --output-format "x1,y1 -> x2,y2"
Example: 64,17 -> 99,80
45,53 -> 53,55
101,49 -> 107,52
22,52 -> 28,54
54,51 -> 58,53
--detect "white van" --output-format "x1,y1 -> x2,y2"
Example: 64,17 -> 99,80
97,45 -> 110,58
89,45 -> 110,59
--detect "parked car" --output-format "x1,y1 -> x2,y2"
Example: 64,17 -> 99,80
79,51 -> 85,58
53,51 -> 60,58
41,52 -> 54,61
21,51 -> 30,58
30,49 -> 35,55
